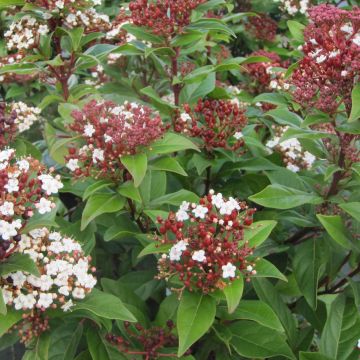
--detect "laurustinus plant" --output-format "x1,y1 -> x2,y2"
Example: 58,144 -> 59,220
0,1 -> 360,359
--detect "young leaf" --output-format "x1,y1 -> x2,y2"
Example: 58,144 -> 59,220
177,292 -> 216,356
223,276 -> 244,314
83,180 -> 114,200
121,153 -> 148,187
117,181 -> 142,203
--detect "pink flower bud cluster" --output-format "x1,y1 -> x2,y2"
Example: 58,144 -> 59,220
1,227 -> 96,313
156,191 -> 256,294
66,100 -> 166,179
24,0 -> 101,12
175,99 -> 247,153
129,0 -> 206,38
266,125 -> 316,173
0,149 -> 63,259
245,14 -> 278,42
246,50 -> 289,94
291,4 -> 360,114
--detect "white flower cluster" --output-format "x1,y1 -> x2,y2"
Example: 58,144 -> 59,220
0,149 -> 62,241
1,228 -> 96,312
5,16 -> 49,51
11,102 -> 41,133
266,126 -> 316,172
64,8 -> 111,32
274,0 -> 309,16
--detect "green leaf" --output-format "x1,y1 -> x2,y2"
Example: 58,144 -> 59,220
339,202 -> 360,222
150,157 -> 187,176
266,108 -> 303,127
0,253 -> 40,277
0,309 -> 22,337
0,0 -> 25,5
48,322 -> 83,360
230,321 -> 295,359
0,289 -> 6,315
177,292 -> 216,356
117,181 -> 142,203
81,193 -> 125,230
217,300 -> 284,332
280,128 -> 332,142
253,278 -> 298,348
23,332 -> 50,360
150,189 -> 199,207
150,132 -> 199,154
87,328 -> 127,360
249,184 -> 322,209
316,214 -> 352,249
348,84 -> 360,122
223,276 -> 243,314
144,46 -> 176,58
83,180 -> 114,200
179,72 -> 216,104
140,86 -> 176,114
137,242 -> 172,258
299,352 -> 333,360
253,92 -> 288,106
253,258 -> 287,282
74,289 -> 136,322
103,215 -> 139,241
293,239 -> 322,309
287,20 -> 305,42
121,153 -> 148,187
319,296 -> 360,360
244,220 -> 277,247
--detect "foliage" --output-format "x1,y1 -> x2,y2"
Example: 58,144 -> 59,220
0,0 -> 359,359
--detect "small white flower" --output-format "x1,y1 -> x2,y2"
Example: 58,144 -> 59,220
5,178 -> 19,193
192,250 -> 206,262
72,287 -> 86,299
92,148 -> 104,163
286,163 -> 300,173
66,158 -> 79,172
222,262 -> 236,279
340,24 -> 353,34
352,34 -> 360,46
233,132 -> 243,140
341,70 -> 348,77
17,159 -> 30,171
211,193 -> 224,209
316,55 -> 327,64
83,123 -> 95,137
192,205 -> 208,219
0,201 -> 14,216
246,265 -> 253,272
36,197 -> 53,214
38,174 -> 63,195
37,293 -> 53,309
176,210 -> 189,221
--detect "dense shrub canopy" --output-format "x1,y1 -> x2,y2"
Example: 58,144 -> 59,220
0,0 -> 359,359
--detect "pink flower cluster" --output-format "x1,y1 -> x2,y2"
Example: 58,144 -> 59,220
291,4 -> 360,114
175,99 -> 247,153
66,100 -> 166,179
156,191 -> 256,294
0,149 -> 63,260
129,0 -> 206,38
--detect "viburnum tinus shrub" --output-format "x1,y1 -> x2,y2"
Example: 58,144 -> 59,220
1,0 -> 360,360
